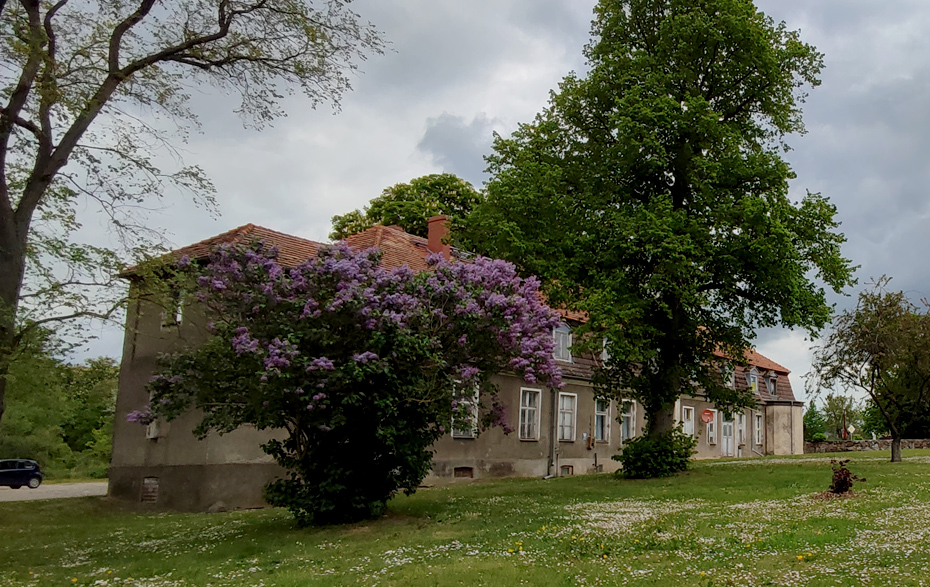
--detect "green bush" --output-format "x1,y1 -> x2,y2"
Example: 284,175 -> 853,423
612,428 -> 697,479
811,432 -> 827,442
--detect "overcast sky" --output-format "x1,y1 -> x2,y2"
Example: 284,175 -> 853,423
74,1 -> 930,403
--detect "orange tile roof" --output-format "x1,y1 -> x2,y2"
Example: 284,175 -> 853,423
167,224 -> 322,268
143,223 -> 439,273
344,225 -> 433,272
714,348 -> 789,374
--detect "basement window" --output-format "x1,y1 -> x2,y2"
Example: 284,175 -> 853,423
453,467 -> 474,479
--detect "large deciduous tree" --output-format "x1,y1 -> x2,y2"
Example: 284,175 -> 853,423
810,278 -> 930,462
140,243 -> 561,525
330,173 -> 482,240
0,1 -> 385,427
464,0 -> 853,456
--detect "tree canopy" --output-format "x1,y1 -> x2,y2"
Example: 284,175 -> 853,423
463,0 -> 854,452
0,0 -> 385,428
810,278 -> 930,461
330,174 -> 482,240
142,242 -> 561,525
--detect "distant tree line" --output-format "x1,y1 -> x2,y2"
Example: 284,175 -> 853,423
0,332 -> 117,478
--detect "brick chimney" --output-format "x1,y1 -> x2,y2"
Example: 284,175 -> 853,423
427,215 -> 451,260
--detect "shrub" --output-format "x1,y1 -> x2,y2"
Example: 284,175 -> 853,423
829,458 -> 865,494
811,432 -> 827,442
613,428 -> 697,479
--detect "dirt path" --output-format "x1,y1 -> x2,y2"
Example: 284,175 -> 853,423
0,481 -> 107,502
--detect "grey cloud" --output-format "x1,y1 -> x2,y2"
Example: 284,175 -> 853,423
416,113 -> 500,185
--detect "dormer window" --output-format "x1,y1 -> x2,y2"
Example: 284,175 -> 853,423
553,324 -> 572,362
766,375 -> 777,398
747,368 -> 759,393
720,364 -> 734,388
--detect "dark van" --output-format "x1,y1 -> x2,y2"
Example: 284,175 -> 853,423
0,459 -> 43,489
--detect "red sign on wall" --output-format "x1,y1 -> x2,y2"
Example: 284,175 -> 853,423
701,409 -> 715,423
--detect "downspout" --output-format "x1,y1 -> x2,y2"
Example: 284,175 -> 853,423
545,387 -> 558,479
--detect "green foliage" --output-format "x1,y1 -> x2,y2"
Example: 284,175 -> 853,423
463,0 -> 854,442
861,399 -> 890,438
803,404 -> 827,442
0,340 -> 117,478
819,393 -> 861,439
612,428 -> 697,478
811,278 -> 930,460
330,174 -> 482,240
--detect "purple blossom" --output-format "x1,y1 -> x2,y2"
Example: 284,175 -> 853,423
177,255 -> 191,269
352,351 -> 378,364
126,407 -> 155,425
306,357 -> 334,371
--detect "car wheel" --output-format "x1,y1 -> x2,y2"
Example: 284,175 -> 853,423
27,477 -> 41,489
9,484 -> 21,489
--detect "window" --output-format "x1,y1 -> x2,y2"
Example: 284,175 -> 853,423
453,467 -> 474,478
747,368 -> 759,393
160,289 -> 184,329
595,399 -> 610,442
720,364 -> 734,388
737,413 -> 746,444
766,376 -> 777,398
558,393 -> 577,441
452,386 -> 480,438
519,388 -> 541,440
706,409 -> 718,445
553,324 -> 572,362
621,400 -> 637,442
754,413 -> 764,445
560,465 -> 574,476
601,337 -> 610,362
681,405 -> 695,437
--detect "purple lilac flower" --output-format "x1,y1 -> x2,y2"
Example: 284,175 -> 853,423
352,351 -> 378,364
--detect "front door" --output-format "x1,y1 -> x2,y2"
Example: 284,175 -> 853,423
722,420 -> 735,457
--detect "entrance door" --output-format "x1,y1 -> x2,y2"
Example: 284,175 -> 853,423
721,420 -> 735,457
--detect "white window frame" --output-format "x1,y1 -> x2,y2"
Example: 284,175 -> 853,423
720,364 -> 734,388
519,388 -> 542,441
451,386 -> 480,439
766,376 -> 777,398
595,399 -> 610,443
747,368 -> 759,393
558,392 -> 577,441
706,409 -> 718,445
737,412 -> 746,444
681,405 -> 695,437
621,400 -> 637,443
160,289 -> 184,330
754,412 -> 764,446
601,337 -> 610,362
553,324 -> 573,363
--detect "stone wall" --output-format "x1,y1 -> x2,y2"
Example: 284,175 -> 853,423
805,439 -> 930,453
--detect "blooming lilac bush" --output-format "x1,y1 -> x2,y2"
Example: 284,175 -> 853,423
143,241 -> 561,525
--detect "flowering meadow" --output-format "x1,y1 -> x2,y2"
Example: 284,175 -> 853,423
3,452 -> 930,586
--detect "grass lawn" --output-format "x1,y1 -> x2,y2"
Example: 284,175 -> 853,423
3,452 -> 930,586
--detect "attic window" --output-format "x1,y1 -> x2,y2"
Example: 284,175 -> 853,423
553,324 -> 572,362
766,376 -> 777,398
747,368 -> 759,393
720,364 -> 734,388
160,289 -> 184,330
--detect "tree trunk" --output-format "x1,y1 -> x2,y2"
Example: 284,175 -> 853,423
0,212 -> 28,430
891,434 -> 902,463
649,402 -> 678,438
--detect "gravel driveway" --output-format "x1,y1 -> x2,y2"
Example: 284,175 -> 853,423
0,481 -> 107,502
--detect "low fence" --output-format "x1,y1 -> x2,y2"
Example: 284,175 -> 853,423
805,439 -> 930,453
